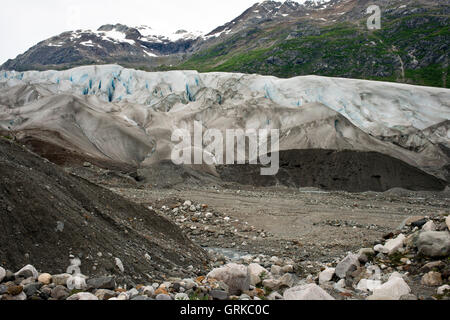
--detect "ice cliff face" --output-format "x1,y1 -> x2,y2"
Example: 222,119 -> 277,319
1,65 -> 448,138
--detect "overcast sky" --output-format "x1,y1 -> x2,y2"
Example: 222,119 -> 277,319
0,0 -> 310,64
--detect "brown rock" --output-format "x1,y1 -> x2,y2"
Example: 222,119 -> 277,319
421,272 -> 443,287
7,285 -> 23,296
154,288 -> 168,295
38,273 -> 52,285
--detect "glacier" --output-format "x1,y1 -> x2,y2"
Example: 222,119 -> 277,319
0,65 -> 449,182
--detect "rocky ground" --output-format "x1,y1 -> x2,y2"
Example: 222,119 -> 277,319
1,212 -> 449,300
1,159 -> 448,301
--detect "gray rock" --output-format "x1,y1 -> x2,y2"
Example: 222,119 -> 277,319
417,231 -> 450,257
0,284 -> 7,294
284,284 -> 335,300
24,283 -> 42,296
15,265 -> 38,280
87,276 -> 116,290
336,253 -> 360,279
67,292 -> 99,300
210,289 -> 228,300
51,285 -> 70,300
207,263 -> 250,295
400,294 -> 418,300
131,295 -> 150,301
94,289 -> 116,300
52,274 -> 71,286
279,273 -> 296,288
156,294 -> 172,300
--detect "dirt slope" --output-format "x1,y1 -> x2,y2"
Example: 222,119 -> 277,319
0,137 -> 208,285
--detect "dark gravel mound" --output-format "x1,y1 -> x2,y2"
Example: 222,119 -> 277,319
217,149 -> 447,192
0,138 -> 209,284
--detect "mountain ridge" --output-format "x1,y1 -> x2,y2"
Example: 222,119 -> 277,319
1,0 -> 449,88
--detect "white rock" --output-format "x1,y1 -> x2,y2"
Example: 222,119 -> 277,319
374,244 -> 389,254
247,263 -> 268,286
281,265 -> 294,273
422,221 -> 436,232
368,277 -> 411,300
356,279 -> 382,292
0,266 -> 5,282
319,268 -> 335,284
115,258 -> 124,272
183,200 -> 192,207
437,284 -> 450,295
267,291 -> 283,300
335,253 -> 360,279
446,216 -> 450,231
207,263 -> 250,295
182,278 -> 197,290
417,231 -> 450,257
127,288 -> 139,299
388,272 -> 404,281
15,264 -> 38,280
383,234 -> 406,255
333,279 -> 346,292
270,265 -> 282,276
142,286 -> 155,297
284,284 -> 335,300
67,292 -> 99,300
175,293 -> 189,300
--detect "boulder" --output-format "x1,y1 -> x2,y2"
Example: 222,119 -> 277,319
416,231 -> 450,257
0,267 -> 5,283
422,221 -> 436,232
51,285 -> 70,300
52,273 -> 71,286
156,294 -> 172,300
437,284 -> 450,295
247,263 -> 268,286
37,273 -> 52,285
368,277 -> 411,300
319,268 -> 335,284
87,276 -> 116,290
383,234 -> 406,255
15,265 -> 38,280
94,289 -> 116,300
279,273 -> 296,288
421,272 -> 442,287
335,253 -> 360,279
210,289 -> 229,300
207,263 -> 250,295
67,292 -> 99,300
356,279 -> 382,292
284,284 -> 335,300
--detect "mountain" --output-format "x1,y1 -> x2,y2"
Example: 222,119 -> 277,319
1,0 -> 448,88
0,65 -> 448,191
0,24 -> 203,72
173,0 -> 449,88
